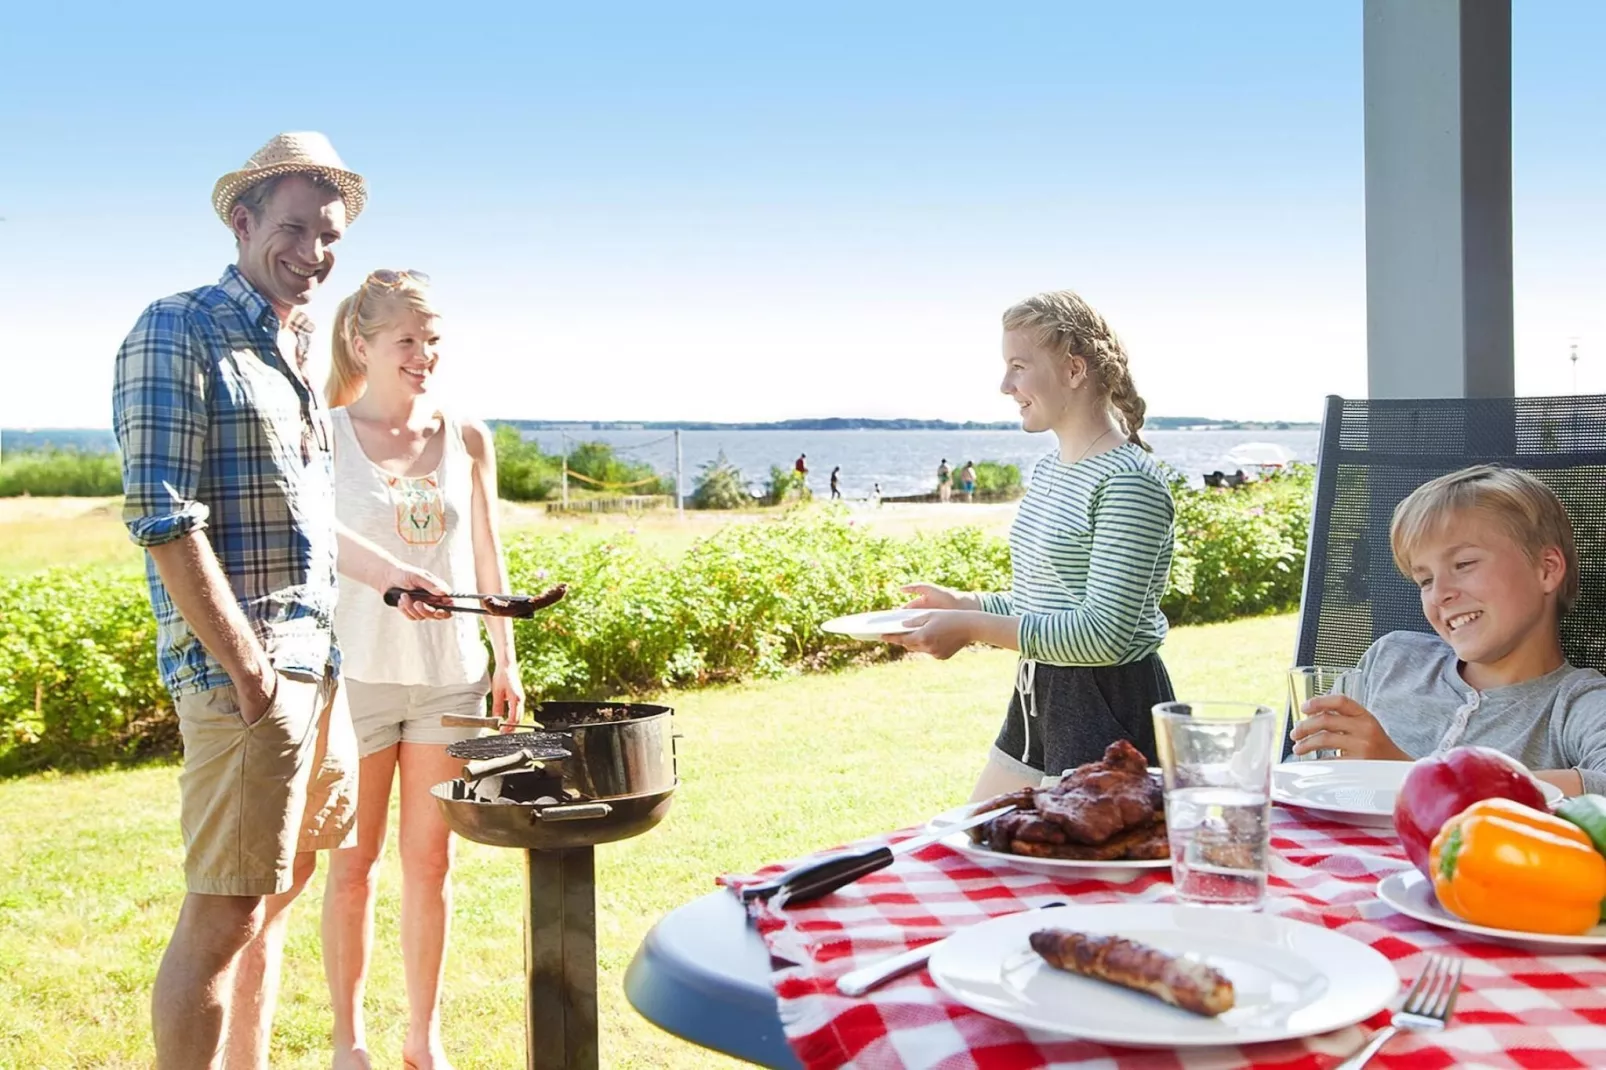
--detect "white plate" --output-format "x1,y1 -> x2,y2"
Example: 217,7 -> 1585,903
928,903 -> 1397,1048
820,609 -> 932,642
939,830 -> 1168,884
1271,760 -> 1562,827
1376,869 -> 1606,951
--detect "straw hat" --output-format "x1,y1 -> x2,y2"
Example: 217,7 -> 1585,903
211,132 -> 367,229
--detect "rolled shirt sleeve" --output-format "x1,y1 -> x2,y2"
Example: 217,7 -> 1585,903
113,305 -> 211,547
1017,472 -> 1175,665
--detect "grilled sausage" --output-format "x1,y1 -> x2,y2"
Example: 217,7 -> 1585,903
1028,929 -> 1235,1016
483,584 -> 568,618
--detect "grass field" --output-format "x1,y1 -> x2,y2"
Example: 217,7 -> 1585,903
0,496 -> 1018,578
0,612 -> 1296,1069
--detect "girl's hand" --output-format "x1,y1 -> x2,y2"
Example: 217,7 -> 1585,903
900,583 -> 978,612
1290,695 -> 1410,760
490,664 -> 526,731
383,564 -> 454,621
882,611 -> 973,660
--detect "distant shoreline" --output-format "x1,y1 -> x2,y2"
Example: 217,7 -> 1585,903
487,417 -> 1320,433
1,418 -> 1320,453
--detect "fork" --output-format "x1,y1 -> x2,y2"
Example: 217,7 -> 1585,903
1334,954 -> 1463,1069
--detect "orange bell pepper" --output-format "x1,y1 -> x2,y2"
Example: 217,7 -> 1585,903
1430,797 -> 1606,936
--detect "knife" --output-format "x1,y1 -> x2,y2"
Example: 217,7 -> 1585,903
740,804 -> 1015,907
834,899 -> 1068,996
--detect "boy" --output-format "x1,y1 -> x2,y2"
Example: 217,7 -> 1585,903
1290,465 -> 1606,796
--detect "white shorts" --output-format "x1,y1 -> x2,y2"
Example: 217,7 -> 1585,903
345,677 -> 491,758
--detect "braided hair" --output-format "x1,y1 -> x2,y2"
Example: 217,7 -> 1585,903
1000,290 -> 1151,451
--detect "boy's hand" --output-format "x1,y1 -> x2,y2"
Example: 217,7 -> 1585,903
1290,695 -> 1412,761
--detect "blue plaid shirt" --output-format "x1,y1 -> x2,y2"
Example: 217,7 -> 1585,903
113,265 -> 340,697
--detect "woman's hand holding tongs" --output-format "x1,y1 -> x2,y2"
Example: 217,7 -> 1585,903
381,565 -> 455,621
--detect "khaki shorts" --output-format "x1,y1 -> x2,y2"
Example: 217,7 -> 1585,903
346,677 -> 491,758
174,671 -> 359,897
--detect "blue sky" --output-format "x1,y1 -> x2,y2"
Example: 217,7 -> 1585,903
2,1 -> 1602,428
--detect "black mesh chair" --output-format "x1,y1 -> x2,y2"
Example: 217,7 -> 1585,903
1296,394 -> 1606,676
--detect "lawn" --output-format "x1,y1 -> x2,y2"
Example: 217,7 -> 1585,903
0,497 -> 1017,578
0,612 -> 1295,1069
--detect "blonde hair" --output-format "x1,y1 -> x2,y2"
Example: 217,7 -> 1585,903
1001,290 -> 1151,451
326,271 -> 437,408
1391,465 -> 1580,612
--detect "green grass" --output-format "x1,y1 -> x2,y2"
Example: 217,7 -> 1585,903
0,613 -> 1295,1069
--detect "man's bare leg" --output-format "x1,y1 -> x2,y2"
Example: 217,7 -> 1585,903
224,852 -> 317,1070
152,892 -> 263,1070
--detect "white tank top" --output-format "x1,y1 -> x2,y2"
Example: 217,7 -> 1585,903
331,408 -> 489,685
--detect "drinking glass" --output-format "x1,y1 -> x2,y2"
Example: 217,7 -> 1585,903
1153,701 -> 1277,910
1287,666 -> 1364,761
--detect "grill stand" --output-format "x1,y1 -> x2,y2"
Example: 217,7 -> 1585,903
526,846 -> 599,1070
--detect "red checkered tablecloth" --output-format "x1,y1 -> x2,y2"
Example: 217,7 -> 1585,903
720,808 -> 1606,1069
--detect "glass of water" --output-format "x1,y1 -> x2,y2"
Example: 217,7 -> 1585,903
1287,666 -> 1364,761
1153,701 -> 1277,910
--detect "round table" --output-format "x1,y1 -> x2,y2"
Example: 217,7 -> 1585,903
624,891 -> 802,1068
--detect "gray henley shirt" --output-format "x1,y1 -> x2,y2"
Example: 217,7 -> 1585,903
1358,631 -> 1606,796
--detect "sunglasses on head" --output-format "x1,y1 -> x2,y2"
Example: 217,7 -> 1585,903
351,269 -> 431,326
365,268 -> 431,288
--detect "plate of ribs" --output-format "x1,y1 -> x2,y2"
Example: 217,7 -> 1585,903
927,903 -> 1397,1047
941,741 -> 1170,883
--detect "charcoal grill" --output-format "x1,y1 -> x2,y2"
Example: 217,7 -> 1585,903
435,705 -> 677,1070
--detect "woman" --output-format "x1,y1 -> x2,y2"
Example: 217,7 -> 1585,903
321,268 -> 523,1070
890,289 -> 1177,802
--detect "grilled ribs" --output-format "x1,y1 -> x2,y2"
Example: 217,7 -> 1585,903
968,740 -> 1167,860
1029,929 -> 1235,1016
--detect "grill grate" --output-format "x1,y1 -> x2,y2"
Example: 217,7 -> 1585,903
447,732 -> 571,762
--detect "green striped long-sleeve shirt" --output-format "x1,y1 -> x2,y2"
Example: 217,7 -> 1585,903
978,443 -> 1175,665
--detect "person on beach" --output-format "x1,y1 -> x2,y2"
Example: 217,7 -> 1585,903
113,132 -> 449,1070
888,290 -> 1176,800
937,458 -> 952,502
830,466 -> 842,500
321,269 -> 524,1070
960,460 -> 977,502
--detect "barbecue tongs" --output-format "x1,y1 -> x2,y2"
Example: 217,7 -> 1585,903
382,583 -> 567,618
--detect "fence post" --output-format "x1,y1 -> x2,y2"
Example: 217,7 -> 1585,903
675,429 -> 684,519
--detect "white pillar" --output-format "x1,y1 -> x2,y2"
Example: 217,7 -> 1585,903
1363,0 -> 1513,399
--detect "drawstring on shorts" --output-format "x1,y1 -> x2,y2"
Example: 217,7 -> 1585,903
1015,658 -> 1038,765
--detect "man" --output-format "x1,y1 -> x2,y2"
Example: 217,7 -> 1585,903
114,132 -> 447,1070
937,458 -> 952,503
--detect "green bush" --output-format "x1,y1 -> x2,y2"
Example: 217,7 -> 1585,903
973,462 -> 1022,496
1162,465 -> 1314,624
492,427 -> 672,501
764,465 -> 808,506
565,441 -> 672,495
0,569 -> 169,772
492,425 -> 563,501
690,452 -> 751,510
0,475 -> 1313,770
504,509 -> 1011,696
0,450 -> 124,497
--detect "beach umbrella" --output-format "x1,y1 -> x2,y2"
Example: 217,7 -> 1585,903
1223,442 -> 1295,468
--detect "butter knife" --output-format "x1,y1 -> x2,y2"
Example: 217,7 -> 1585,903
834,899 -> 1068,997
